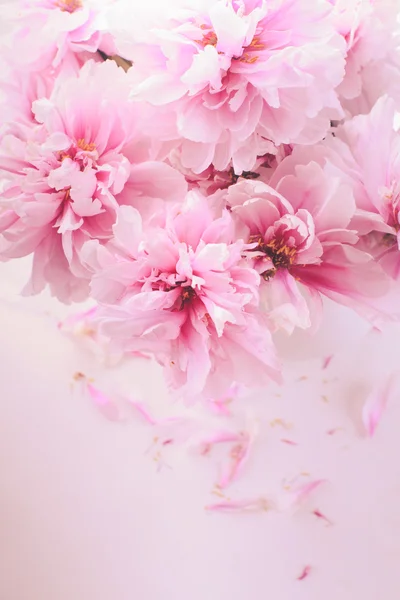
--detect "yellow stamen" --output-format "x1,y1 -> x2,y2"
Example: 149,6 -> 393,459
197,30 -> 218,48
77,139 -> 96,152
248,37 -> 265,50
56,0 -> 83,12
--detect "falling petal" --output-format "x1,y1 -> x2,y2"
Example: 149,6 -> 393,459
218,438 -> 251,488
199,429 -> 244,455
280,438 -> 298,446
205,497 -> 270,513
130,351 -> 152,360
362,373 -> 398,437
129,400 -> 157,425
291,479 -> 326,505
205,383 -> 241,416
326,428 -> 343,436
218,418 -> 258,488
162,438 -> 173,446
86,384 -> 121,422
312,509 -> 333,526
322,355 -> 333,369
280,479 -> 326,511
297,566 -> 311,581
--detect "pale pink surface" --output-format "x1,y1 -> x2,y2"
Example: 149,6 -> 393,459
1,257 -> 400,600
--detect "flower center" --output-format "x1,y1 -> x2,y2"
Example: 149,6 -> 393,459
56,0 -> 83,12
58,139 -> 97,168
196,24 -> 265,63
235,36 -> 265,64
382,233 -> 398,247
229,167 -> 260,185
249,236 -> 297,279
168,284 -> 198,311
150,272 -> 198,311
180,285 -> 197,304
77,139 -> 96,153
197,26 -> 218,48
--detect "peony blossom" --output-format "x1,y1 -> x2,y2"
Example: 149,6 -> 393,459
123,0 -> 346,174
321,95 -> 400,281
0,0 -> 116,72
0,60 -> 187,302
222,149 -> 395,333
81,192 -> 281,400
329,0 -> 400,115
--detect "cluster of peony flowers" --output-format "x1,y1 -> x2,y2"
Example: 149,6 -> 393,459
1,0 -> 400,401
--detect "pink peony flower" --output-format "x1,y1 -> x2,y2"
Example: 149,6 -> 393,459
321,95 -> 400,281
223,149 -> 395,333
124,0 -> 346,173
329,0 -> 400,115
0,0 -> 115,72
82,192 -> 281,400
0,60 -> 187,302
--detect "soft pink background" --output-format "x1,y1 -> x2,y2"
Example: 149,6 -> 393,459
1,258 -> 400,600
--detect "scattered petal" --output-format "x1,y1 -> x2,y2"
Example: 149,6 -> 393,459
128,400 -> 157,425
312,509 -> 333,526
130,351 -> 152,360
86,384 -> 121,422
280,479 -> 326,511
322,355 -> 334,369
326,427 -> 343,436
362,372 -> 399,437
297,566 -> 311,581
199,429 -> 244,455
218,419 -> 258,488
205,497 -> 270,513
218,438 -> 251,489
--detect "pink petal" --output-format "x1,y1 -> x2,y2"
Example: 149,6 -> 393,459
209,1 -> 248,57
218,437 -> 252,489
362,372 -> 399,437
205,497 -> 270,513
281,479 -> 327,510
128,400 -> 157,425
322,355 -> 334,369
312,509 -> 333,526
297,566 -> 311,581
86,384 -> 121,422
199,430 -> 244,453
